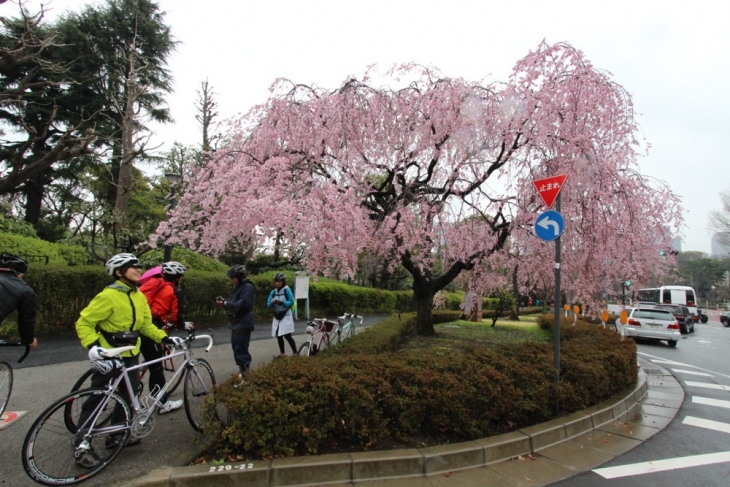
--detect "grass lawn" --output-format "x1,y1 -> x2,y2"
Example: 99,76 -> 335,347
401,314 -> 551,355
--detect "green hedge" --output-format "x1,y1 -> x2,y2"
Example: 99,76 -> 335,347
9,268 -> 419,334
200,313 -> 637,459
0,232 -> 88,266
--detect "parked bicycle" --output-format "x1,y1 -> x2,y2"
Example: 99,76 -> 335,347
68,323 -> 195,407
0,340 -> 30,417
297,318 -> 336,356
332,313 -> 363,344
22,331 -> 217,485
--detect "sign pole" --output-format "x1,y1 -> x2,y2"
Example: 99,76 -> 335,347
553,193 -> 562,416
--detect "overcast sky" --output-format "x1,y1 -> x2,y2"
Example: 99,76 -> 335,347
35,0 -> 730,254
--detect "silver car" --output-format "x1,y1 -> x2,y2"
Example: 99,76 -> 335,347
624,307 -> 681,347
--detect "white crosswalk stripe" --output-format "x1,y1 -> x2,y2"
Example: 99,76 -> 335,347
684,381 -> 730,391
683,416 -> 730,434
593,452 -> 730,479
693,396 -> 730,409
671,368 -> 714,377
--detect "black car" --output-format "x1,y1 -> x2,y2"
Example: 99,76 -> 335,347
654,304 -> 694,334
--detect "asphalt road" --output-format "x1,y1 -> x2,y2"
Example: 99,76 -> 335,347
0,316 -> 382,487
548,313 -> 730,486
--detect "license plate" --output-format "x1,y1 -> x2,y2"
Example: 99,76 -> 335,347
647,324 -> 661,329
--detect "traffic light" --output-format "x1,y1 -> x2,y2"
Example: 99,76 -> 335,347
659,249 -> 665,256
624,281 -> 631,288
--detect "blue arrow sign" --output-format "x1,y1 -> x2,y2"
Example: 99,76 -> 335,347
534,210 -> 565,241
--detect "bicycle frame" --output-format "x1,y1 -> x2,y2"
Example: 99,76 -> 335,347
76,334 -> 213,439
336,313 -> 363,340
302,319 -> 333,354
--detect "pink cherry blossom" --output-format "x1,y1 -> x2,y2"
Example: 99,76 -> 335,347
154,42 -> 682,335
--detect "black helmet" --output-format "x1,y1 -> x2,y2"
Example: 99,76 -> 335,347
274,273 -> 286,283
0,253 -> 28,274
226,264 -> 247,280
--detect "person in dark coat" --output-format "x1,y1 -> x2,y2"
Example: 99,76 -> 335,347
0,253 -> 37,351
216,264 -> 254,386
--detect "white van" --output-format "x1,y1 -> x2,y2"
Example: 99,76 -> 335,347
635,285 -> 703,320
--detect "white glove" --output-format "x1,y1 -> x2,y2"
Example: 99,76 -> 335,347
88,345 -> 108,362
184,321 -> 195,331
163,336 -> 185,348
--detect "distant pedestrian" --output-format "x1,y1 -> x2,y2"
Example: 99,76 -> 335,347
267,273 -> 297,358
216,264 -> 254,387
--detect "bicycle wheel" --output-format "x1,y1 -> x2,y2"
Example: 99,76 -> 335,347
161,345 -> 185,397
0,361 -> 12,417
183,359 -> 216,432
320,332 -> 331,352
23,388 -> 132,486
344,323 -> 355,340
331,329 -> 342,345
65,369 -> 122,433
297,341 -> 312,357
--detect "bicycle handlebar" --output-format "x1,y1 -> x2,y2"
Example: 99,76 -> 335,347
194,334 -> 214,352
339,313 -> 364,324
0,340 -> 31,363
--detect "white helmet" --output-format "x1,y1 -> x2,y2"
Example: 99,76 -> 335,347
161,261 -> 187,276
305,325 -> 315,334
105,253 -> 140,276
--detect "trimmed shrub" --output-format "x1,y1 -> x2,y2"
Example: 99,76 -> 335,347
200,313 -> 637,459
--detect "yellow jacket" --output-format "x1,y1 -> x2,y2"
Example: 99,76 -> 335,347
76,281 -> 167,357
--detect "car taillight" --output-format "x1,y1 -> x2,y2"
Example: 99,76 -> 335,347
628,318 -> 641,326
668,321 -> 679,330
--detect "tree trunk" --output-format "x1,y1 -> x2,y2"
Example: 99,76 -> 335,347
412,272 -> 435,336
23,174 -> 44,226
509,264 -> 520,320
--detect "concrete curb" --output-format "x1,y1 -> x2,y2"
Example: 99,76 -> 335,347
122,357 -> 681,487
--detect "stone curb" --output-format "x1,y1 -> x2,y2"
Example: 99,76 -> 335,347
123,359 -> 660,487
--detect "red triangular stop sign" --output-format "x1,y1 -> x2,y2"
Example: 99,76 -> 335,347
533,174 -> 568,209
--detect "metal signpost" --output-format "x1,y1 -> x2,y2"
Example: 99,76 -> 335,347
533,174 -> 567,414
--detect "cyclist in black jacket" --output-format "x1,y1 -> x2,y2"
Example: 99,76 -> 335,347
0,253 -> 38,350
216,264 -> 254,386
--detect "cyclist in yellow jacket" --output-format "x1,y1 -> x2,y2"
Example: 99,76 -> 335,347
74,253 -> 176,469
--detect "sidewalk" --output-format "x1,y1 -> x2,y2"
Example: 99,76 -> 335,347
118,357 -> 682,487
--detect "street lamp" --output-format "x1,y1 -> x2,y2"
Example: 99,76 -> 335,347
163,172 -> 182,262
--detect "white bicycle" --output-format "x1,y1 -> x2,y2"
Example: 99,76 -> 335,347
22,332 -> 218,485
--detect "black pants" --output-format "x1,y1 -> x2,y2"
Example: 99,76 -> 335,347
139,335 -> 168,403
77,355 -> 140,438
277,333 -> 297,354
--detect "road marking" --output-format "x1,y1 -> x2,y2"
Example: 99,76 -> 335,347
639,352 -> 730,380
671,369 -> 714,377
684,381 -> 730,392
683,416 -> 730,434
693,396 -> 730,409
593,451 -> 730,479
648,358 -> 686,366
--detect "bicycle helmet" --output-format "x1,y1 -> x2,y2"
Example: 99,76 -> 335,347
226,264 -> 247,280
161,261 -> 187,276
0,253 -> 28,274
105,253 -> 141,276
274,273 -> 286,283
